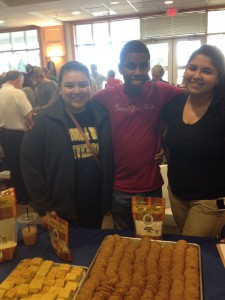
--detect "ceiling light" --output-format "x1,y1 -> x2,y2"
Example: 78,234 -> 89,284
0,20 -> 4,24
110,1 -> 119,4
164,1 -> 173,4
92,10 -> 116,17
72,11 -> 81,15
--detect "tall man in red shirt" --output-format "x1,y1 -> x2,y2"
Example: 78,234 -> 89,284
92,40 -> 182,230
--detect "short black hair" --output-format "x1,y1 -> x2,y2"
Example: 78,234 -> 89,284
107,70 -> 116,78
5,70 -> 22,81
119,40 -> 150,64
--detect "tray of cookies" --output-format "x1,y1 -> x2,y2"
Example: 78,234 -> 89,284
0,257 -> 87,300
76,234 -> 203,300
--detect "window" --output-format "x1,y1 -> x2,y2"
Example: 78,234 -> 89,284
76,24 -> 93,45
93,22 -> 110,44
0,33 -> 11,51
11,31 -> 26,50
74,19 -> 140,79
207,34 -> 225,56
0,29 -> 40,72
208,10 -> 225,34
110,19 -> 140,42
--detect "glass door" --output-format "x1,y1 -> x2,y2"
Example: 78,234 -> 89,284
146,40 -> 172,83
172,37 -> 205,86
146,36 -> 205,86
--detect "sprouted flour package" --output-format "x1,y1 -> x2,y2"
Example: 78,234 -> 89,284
132,195 -> 165,239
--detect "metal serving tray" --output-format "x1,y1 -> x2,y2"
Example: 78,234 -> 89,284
0,258 -> 87,300
75,235 -> 203,300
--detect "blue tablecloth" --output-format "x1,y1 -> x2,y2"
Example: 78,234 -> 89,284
1,226 -> 225,300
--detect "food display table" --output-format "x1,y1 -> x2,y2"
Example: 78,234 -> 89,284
1,226 -> 225,300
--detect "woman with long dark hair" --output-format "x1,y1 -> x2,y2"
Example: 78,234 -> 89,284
21,61 -> 113,228
163,44 -> 225,237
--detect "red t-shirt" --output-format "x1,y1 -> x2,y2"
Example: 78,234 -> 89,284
105,78 -> 122,88
92,81 -> 182,193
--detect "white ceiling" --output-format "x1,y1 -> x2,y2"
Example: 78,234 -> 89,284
0,0 -> 224,29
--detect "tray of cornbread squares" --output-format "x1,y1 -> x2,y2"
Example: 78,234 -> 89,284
75,234 -> 203,300
0,257 -> 87,300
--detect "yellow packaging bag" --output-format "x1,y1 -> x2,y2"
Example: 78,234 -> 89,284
0,188 -> 17,262
47,213 -> 72,262
132,195 -> 165,239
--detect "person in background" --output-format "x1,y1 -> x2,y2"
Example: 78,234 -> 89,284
42,67 -> 59,84
162,44 -> 225,237
25,64 -> 33,75
0,73 -> 6,88
21,61 -> 113,229
92,40 -> 183,231
151,64 -> 169,83
0,70 -> 32,204
90,64 -> 107,91
105,69 -> 122,88
89,76 -> 98,96
22,72 -> 37,107
30,66 -> 57,107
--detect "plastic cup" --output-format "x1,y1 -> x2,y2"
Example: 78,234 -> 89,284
17,212 -> 38,246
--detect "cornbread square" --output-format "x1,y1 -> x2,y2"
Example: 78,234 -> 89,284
58,287 -> 73,299
40,260 -> 54,269
23,268 -> 36,279
44,278 -> 56,286
46,272 -> 56,280
29,279 -> 43,293
49,286 -> 61,294
0,279 -> 14,289
65,272 -> 78,282
49,266 -> 59,273
5,287 -> 18,299
71,266 -> 83,273
0,289 -> 6,300
14,277 -> 29,285
41,285 -> 51,293
65,281 -> 78,291
16,259 -> 31,270
31,257 -> 43,266
46,268 -> 58,279
54,278 -> 65,287
17,283 -> 30,297
7,270 -> 20,279
35,267 -> 49,277
28,265 -> 39,273
59,264 -> 71,271
55,269 -> 67,279
31,293 -> 47,300
70,267 -> 84,280
38,292 -> 57,300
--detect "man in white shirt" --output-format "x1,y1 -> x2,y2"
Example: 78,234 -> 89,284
0,70 -> 32,204
90,64 -> 107,91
